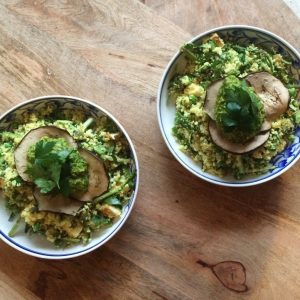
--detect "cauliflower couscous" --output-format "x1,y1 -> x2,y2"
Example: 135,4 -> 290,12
0,103 -> 135,247
170,33 -> 300,178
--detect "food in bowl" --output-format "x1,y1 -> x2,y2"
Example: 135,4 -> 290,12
169,33 -> 300,179
0,102 -> 135,247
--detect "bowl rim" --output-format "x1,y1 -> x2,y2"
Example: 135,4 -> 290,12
157,24 -> 300,187
0,95 -> 140,259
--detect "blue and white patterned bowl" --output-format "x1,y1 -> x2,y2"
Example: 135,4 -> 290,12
0,95 -> 139,259
157,25 -> 300,187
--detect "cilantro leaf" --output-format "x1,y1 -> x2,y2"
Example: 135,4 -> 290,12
35,140 -> 56,157
27,140 -> 73,195
26,164 -> 47,179
49,162 -> 62,187
227,102 -> 241,111
222,115 -> 237,128
57,149 -> 72,162
34,178 -> 56,193
240,105 -> 250,118
220,79 -> 263,133
59,177 -> 71,198
240,79 -> 248,89
226,102 -> 241,116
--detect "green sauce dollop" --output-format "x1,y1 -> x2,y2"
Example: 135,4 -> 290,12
214,76 -> 265,143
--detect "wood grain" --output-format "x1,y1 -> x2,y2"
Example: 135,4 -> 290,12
0,0 -> 299,299
143,0 -> 300,47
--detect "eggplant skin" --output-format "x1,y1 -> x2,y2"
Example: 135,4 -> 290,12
14,126 -> 77,182
73,149 -> 109,202
33,187 -> 83,216
209,120 -> 270,154
204,79 -> 224,120
260,120 -> 272,133
246,72 -> 290,121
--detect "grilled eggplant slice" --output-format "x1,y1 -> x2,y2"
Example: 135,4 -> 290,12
260,120 -> 272,133
33,187 -> 82,216
14,126 -> 77,181
209,120 -> 270,154
204,79 -> 224,120
73,149 -> 109,202
246,72 -> 289,120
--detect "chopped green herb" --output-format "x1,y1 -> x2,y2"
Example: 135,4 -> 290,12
91,215 -> 111,226
8,215 -> 21,237
104,197 -> 122,209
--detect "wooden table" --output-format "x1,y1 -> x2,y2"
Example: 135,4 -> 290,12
0,1 -> 299,299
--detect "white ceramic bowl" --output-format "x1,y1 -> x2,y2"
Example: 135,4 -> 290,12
157,25 -> 300,187
0,95 -> 139,259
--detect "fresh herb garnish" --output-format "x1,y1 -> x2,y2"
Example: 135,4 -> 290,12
103,197 -> 122,209
221,82 -> 261,130
26,139 -> 73,195
215,77 -> 264,142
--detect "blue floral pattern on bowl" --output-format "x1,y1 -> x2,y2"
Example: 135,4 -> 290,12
272,127 -> 300,169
